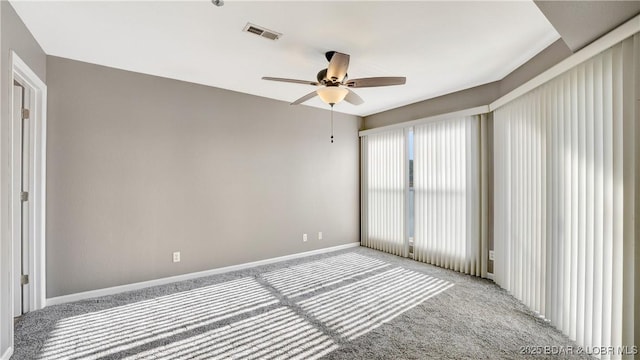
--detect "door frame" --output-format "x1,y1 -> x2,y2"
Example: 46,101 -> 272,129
9,51 -> 47,326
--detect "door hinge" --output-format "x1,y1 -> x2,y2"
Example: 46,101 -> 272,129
20,274 -> 29,285
21,108 -> 30,120
20,191 -> 28,202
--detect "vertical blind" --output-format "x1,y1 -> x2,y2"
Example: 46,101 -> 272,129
493,37 -> 636,351
361,129 -> 406,256
413,116 -> 483,276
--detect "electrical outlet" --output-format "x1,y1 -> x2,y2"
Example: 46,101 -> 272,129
173,251 -> 181,263
318,232 -> 323,240
489,250 -> 495,261
303,233 -> 308,242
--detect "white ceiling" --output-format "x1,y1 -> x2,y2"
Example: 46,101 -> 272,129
10,0 -> 559,117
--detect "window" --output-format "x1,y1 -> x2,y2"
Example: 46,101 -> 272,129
361,115 -> 483,276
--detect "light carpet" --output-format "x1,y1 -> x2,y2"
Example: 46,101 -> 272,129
12,247 -> 593,359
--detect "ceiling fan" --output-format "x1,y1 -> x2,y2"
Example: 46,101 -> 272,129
262,51 -> 406,107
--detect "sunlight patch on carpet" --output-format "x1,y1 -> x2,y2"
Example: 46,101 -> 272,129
262,253 -> 390,298
298,267 -> 453,340
123,307 -> 338,360
38,278 -> 278,360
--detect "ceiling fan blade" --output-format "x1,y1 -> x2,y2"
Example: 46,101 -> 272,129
345,77 -> 406,88
262,77 -> 319,86
290,91 -> 318,105
344,89 -> 364,105
326,52 -> 350,83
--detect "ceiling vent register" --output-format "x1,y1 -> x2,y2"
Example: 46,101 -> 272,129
243,23 -> 281,41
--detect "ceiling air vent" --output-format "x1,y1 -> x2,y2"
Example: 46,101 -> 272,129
243,23 -> 281,41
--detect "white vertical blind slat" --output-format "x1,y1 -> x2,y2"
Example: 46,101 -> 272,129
584,59 -> 595,349
569,71 -> 578,340
610,41 -> 624,351
593,53 -> 604,348
576,64 -> 587,346
602,50 -> 613,350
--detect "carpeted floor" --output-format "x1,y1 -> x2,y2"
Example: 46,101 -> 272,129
12,246 -> 593,359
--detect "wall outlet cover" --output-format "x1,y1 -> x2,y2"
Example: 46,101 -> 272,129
173,251 -> 181,263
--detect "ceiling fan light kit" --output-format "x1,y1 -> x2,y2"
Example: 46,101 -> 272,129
263,51 -> 406,142
317,86 -> 348,105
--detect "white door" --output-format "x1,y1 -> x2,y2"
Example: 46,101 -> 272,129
12,80 -> 31,317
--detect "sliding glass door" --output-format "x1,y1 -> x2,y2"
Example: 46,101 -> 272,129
492,35 -> 637,352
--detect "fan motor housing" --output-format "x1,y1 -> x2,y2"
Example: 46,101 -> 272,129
317,68 -> 347,85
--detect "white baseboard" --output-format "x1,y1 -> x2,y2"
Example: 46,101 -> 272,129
46,242 -> 360,306
1,347 -> 13,360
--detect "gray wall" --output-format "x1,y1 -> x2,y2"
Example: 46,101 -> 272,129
535,1 -> 640,52
499,39 -> 572,96
364,82 -> 500,130
0,0 -> 46,355
46,56 -> 360,298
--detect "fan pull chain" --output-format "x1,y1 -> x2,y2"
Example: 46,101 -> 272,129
330,104 -> 334,143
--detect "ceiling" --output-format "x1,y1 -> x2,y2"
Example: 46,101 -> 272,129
10,0 -> 559,117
